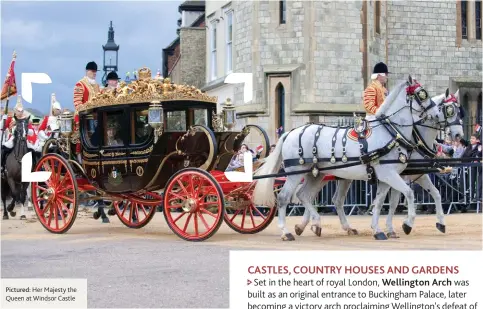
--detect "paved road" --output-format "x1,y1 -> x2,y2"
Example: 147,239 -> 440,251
1,211 -> 482,308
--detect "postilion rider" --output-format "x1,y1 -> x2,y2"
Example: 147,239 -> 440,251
361,62 -> 390,215
363,62 -> 389,119
73,61 -> 101,162
1,99 -> 35,175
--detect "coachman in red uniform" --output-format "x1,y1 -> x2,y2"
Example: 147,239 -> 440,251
73,61 -> 101,161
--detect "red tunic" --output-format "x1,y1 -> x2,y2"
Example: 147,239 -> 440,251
73,77 -> 100,153
2,116 -> 34,131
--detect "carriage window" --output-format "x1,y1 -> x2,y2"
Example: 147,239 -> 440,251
133,109 -> 152,144
82,113 -> 100,147
104,111 -> 125,147
166,111 -> 186,131
193,109 -> 207,126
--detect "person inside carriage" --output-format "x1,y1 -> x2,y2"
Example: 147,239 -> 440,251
105,118 -> 123,147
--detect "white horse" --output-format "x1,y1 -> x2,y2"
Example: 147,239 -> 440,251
294,88 -> 464,240
252,76 -> 449,241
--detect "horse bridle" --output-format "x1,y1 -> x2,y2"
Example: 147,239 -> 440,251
12,118 -> 29,162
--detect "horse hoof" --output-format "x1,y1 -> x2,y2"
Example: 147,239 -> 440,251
3,215 -> 8,220
9,211 -> 16,217
102,217 -> 110,223
93,212 -> 100,220
402,223 -> 412,235
436,223 -> 446,233
373,232 -> 388,240
107,209 -> 116,216
310,225 -> 322,237
281,233 -> 295,241
386,232 -> 400,239
294,225 -> 304,236
347,229 -> 359,236
20,215 -> 26,220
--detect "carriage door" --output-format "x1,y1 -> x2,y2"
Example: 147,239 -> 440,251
99,109 -> 131,192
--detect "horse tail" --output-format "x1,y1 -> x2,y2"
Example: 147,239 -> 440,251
252,132 -> 288,207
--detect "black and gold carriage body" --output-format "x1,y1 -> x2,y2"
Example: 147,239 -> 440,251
76,71 -> 270,195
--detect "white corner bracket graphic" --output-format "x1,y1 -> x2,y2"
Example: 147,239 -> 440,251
21,152 -> 51,182
224,73 -> 253,104
224,152 -> 253,183
21,73 -> 52,103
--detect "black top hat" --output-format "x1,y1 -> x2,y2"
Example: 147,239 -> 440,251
107,71 -> 120,80
373,62 -> 390,74
32,118 -> 40,124
86,61 -> 100,71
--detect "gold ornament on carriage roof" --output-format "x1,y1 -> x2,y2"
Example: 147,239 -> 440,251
76,67 -> 218,112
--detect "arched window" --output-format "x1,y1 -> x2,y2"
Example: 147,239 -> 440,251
275,82 -> 285,135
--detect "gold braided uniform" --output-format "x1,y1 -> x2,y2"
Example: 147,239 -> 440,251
363,80 -> 387,115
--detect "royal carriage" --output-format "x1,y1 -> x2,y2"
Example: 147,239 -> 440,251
31,67 -> 278,241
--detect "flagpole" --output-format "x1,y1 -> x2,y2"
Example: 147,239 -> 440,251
1,51 -> 16,149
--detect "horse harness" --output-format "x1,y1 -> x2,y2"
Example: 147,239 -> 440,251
281,84 -> 461,184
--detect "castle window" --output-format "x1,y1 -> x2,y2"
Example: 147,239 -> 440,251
280,0 -> 286,24
476,0 -> 482,40
210,20 -> 217,81
375,0 -> 381,34
226,10 -> 233,74
462,0 -> 468,39
275,82 -> 285,134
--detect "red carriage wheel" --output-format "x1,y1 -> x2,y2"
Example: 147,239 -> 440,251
163,168 -> 224,241
223,184 -> 281,234
31,153 -> 79,234
113,192 -> 160,229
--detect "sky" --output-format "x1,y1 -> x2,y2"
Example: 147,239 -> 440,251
1,0 -> 182,115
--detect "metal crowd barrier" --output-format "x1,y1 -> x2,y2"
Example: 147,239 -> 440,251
286,164 -> 482,216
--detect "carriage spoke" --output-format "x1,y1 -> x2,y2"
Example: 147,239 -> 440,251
172,212 -> 186,224
193,213 -> 199,236
121,201 -> 129,217
166,203 -> 182,209
58,194 -> 74,203
252,206 -> 266,219
59,202 -> 73,218
249,207 -> 256,228
176,180 -> 189,196
169,191 -> 187,201
139,205 -> 148,216
55,201 -> 66,225
241,207 -> 247,229
182,213 -> 193,233
134,203 -> 140,223
198,212 -> 210,230
129,203 -> 134,223
199,207 -> 216,218
229,209 -> 242,222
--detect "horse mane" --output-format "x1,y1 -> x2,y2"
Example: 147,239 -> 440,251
375,80 -> 407,118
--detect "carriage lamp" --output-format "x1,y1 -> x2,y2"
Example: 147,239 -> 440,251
222,98 -> 236,131
59,110 -> 74,137
148,100 -> 164,142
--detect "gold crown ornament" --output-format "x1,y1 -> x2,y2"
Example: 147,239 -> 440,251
138,67 -> 151,80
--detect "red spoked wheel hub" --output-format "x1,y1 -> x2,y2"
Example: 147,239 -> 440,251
31,154 -> 79,234
113,192 -> 160,229
163,168 -> 224,241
